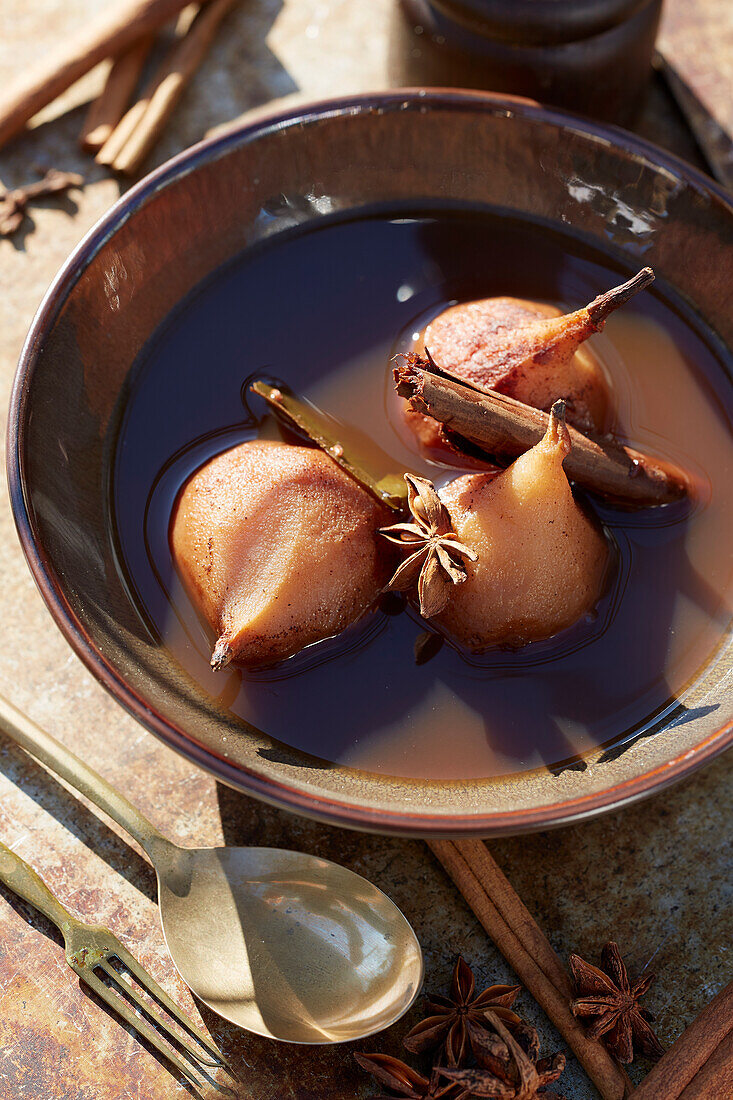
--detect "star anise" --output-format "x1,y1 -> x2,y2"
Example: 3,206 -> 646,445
354,1053 -> 468,1099
380,473 -> 477,618
440,1011 -> 566,1099
569,941 -> 664,1064
404,956 -> 521,1067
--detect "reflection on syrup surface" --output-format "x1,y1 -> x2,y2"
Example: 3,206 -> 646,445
112,212 -> 733,781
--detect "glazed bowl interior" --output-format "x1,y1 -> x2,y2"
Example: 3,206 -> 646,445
9,91 -> 733,836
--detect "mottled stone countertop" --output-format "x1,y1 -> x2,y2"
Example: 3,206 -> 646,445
0,2 -> 731,1098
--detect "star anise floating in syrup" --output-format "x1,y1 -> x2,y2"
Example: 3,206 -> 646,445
403,955 -> 522,1066
569,940 -> 664,1064
380,474 -> 477,618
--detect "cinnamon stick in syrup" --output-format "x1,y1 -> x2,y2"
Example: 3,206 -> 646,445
397,356 -> 688,507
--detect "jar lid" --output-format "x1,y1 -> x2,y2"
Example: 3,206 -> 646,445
431,0 -> 653,47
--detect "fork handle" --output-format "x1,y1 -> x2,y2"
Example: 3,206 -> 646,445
0,694 -> 171,864
0,840 -> 73,935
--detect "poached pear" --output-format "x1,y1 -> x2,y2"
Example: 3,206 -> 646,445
404,270 -> 654,458
434,402 -> 609,651
170,439 -> 392,669
422,295 -> 609,433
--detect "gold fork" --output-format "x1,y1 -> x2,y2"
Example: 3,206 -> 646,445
0,839 -> 232,1093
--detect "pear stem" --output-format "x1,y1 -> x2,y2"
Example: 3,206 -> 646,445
586,268 -> 655,327
211,637 -> 232,672
546,399 -> 571,456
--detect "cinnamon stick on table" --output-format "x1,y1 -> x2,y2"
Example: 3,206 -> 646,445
676,1030 -> 733,1099
397,356 -> 689,507
99,0 -> 238,175
629,980 -> 733,1099
0,0 -> 191,150
95,3 -> 215,168
80,35 -> 154,153
428,840 -> 632,1100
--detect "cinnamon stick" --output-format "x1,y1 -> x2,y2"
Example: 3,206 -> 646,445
454,838 -> 574,999
95,84 -> 158,167
96,5 -> 195,168
80,35 -> 154,153
0,0 -> 191,150
677,1029 -> 733,1099
397,357 -> 688,507
103,0 -> 237,175
629,980 -> 733,1099
428,840 -> 631,1100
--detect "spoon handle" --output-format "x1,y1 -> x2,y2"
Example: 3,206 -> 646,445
0,839 -> 73,935
0,693 -> 170,863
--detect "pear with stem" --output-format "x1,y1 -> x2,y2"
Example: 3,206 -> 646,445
406,269 -> 654,457
434,401 -> 610,651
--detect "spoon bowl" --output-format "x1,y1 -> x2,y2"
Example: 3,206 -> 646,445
0,696 -> 423,1044
157,844 -> 423,1042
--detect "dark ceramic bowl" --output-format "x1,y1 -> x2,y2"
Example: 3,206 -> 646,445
8,91 -> 733,836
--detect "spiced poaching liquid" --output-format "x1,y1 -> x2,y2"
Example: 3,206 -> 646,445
112,212 -> 733,781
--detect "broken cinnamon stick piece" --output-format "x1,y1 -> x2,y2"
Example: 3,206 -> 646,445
80,35 -> 154,153
397,355 -> 688,507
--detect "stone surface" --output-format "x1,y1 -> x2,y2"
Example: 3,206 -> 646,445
0,2 -> 731,1098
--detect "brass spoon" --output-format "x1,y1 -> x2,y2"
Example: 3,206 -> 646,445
0,695 -> 423,1043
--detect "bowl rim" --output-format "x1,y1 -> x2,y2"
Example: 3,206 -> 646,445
8,87 -> 733,837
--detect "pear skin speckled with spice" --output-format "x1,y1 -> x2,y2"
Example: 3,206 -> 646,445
434,402 -> 609,651
421,295 -> 609,434
405,270 -> 655,460
170,439 -> 392,669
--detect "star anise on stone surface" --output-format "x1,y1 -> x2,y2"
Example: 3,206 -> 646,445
439,1011 -> 567,1099
569,941 -> 664,1064
404,956 -> 522,1067
353,1053 -> 469,1099
380,473 -> 477,618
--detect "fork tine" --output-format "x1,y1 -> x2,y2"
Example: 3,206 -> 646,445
75,965 -> 233,1096
101,944 -> 228,1068
96,956 -> 226,1070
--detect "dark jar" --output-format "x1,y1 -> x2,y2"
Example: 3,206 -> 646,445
388,0 -> 664,125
